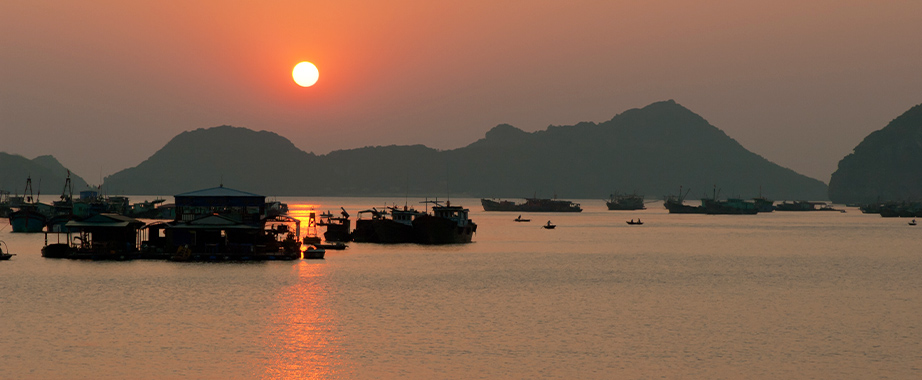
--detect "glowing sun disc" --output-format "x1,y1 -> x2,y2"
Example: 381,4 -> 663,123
292,61 -> 319,87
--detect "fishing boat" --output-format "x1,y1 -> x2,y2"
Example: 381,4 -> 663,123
626,219 -> 643,225
543,221 -> 556,229
302,211 -> 322,245
303,245 -> 326,259
910,219 -> 917,226
351,205 -> 421,244
701,187 -> 759,215
774,201 -> 845,212
481,196 -> 582,212
46,173 -> 76,233
664,186 -> 706,214
315,242 -> 347,250
0,240 -> 13,260
514,215 -> 530,222
9,177 -> 49,233
413,199 -> 477,244
606,192 -> 646,210
318,207 -> 352,242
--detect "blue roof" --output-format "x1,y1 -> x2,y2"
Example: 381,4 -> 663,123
174,186 -> 263,198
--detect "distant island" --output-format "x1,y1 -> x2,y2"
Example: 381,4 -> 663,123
829,103 -> 922,204
0,153 -> 90,196
96,100 -> 828,200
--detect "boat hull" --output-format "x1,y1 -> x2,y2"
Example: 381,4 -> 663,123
303,249 -> 326,259
664,201 -> 705,214
41,243 -> 72,258
321,221 -> 352,242
10,210 -> 46,232
412,215 -> 476,244
481,198 -> 582,212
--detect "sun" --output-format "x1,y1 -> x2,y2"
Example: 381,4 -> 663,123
292,61 -> 319,87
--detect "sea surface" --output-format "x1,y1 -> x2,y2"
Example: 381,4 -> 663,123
1,197 -> 920,379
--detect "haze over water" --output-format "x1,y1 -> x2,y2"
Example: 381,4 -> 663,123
2,197 -> 920,379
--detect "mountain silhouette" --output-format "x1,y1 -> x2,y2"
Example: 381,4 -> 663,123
829,103 -> 922,204
0,153 -> 90,198
102,100 -> 828,200
102,125 -> 315,195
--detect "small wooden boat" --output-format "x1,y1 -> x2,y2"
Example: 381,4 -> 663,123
316,242 -> 347,250
514,215 -> 530,222
626,219 -> 643,225
910,219 -> 917,226
303,246 -> 326,259
0,240 -> 14,260
543,221 -> 556,229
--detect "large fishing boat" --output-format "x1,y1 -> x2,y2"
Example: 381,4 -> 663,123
605,192 -> 645,210
663,186 -> 705,214
351,205 -> 423,244
46,173 -> 76,233
481,196 -> 582,212
413,200 -> 477,244
318,207 -> 352,242
774,201 -> 845,212
700,187 -> 758,215
9,177 -> 49,232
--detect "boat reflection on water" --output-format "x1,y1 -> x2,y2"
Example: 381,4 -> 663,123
258,260 -> 341,379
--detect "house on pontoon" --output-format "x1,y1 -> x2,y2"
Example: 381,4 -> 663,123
142,186 -> 301,260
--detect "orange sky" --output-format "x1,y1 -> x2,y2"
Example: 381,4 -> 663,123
2,0 -> 921,182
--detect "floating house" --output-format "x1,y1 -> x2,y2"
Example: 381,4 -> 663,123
142,186 -> 301,261
42,213 -> 146,260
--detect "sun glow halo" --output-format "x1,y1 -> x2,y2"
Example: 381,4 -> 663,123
292,61 -> 319,87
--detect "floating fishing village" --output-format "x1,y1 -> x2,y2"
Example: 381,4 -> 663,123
0,174 -> 480,261
2,173 -> 920,263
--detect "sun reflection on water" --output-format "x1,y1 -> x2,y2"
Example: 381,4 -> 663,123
259,260 -> 340,379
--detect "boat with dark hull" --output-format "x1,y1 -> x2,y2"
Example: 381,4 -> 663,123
413,200 -> 476,244
303,246 -> 326,259
700,187 -> 759,215
318,207 -> 352,242
0,240 -> 13,260
877,202 -> 922,218
752,197 -> 774,213
774,201 -> 846,212
351,208 -> 383,243
605,193 -> 645,210
10,208 -> 47,232
46,173 -> 77,233
9,177 -> 49,233
664,186 -> 705,214
351,206 -> 424,244
481,197 -> 582,212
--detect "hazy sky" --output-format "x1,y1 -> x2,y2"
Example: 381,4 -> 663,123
3,0 -> 920,183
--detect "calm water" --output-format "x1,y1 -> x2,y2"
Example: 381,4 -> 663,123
1,197 -> 920,379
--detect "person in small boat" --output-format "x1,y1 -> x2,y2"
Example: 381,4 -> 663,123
637,218 -> 641,224
517,215 -> 522,220
546,220 -> 552,227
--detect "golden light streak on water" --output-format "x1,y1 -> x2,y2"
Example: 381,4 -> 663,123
258,261 -> 340,379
